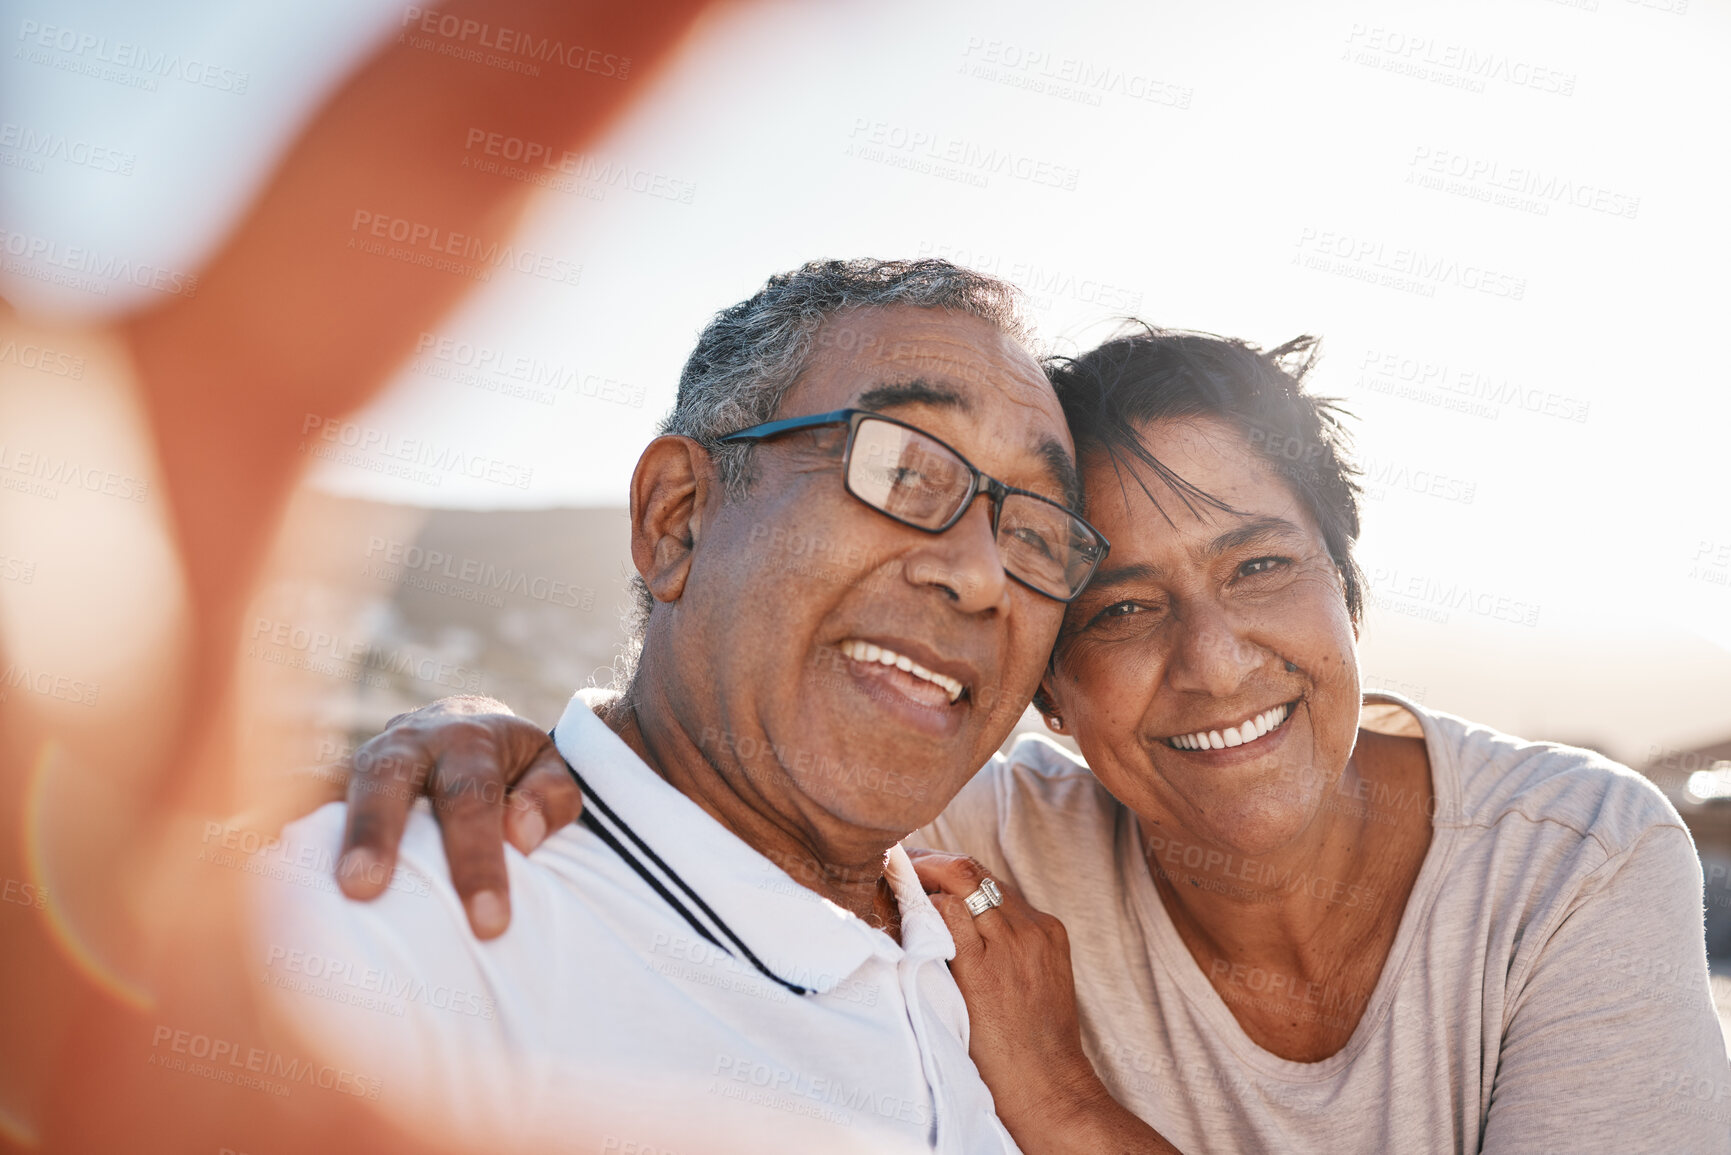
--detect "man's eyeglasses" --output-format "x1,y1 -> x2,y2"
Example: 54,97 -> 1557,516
717,408 -> 1109,602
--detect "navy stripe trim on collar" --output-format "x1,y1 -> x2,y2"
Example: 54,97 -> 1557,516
564,759 -> 813,997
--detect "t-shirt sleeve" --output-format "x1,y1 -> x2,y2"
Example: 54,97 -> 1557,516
1481,822 -> 1731,1154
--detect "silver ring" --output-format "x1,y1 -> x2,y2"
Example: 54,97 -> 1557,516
963,877 -> 1003,917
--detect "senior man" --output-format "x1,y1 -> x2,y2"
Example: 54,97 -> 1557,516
254,259 -> 1165,1154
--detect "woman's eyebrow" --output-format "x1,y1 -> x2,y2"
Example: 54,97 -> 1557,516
1207,515 -> 1306,558
1086,517 -> 1305,590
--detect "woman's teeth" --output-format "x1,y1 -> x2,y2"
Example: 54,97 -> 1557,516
839,639 -> 964,703
1167,702 -> 1291,751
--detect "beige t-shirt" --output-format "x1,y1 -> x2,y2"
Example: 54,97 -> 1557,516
914,694 -> 1731,1154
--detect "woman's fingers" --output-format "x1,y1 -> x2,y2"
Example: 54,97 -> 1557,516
910,850 -> 1032,964
908,850 -> 1129,1148
927,889 -> 988,962
908,849 -> 1003,903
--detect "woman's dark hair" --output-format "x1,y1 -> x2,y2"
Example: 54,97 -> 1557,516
1045,323 -> 1366,623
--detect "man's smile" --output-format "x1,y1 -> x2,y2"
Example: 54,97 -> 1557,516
838,637 -> 970,705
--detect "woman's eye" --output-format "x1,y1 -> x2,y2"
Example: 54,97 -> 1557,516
1238,556 -> 1290,578
1089,602 -> 1143,626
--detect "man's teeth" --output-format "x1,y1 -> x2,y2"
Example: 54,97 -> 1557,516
1167,702 -> 1290,751
839,640 -> 964,703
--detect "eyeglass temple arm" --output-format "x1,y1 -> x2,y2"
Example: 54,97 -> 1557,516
714,409 -> 858,444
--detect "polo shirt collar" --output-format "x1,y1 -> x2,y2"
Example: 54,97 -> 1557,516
885,843 -> 957,966
554,690 -> 952,994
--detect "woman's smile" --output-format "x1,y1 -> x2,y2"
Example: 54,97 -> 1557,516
1161,697 -> 1298,751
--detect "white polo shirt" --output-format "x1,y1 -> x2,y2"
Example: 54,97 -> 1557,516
253,690 -> 1019,1155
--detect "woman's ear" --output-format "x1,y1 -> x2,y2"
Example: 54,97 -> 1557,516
629,435 -> 717,607
1343,564 -> 1361,641
1032,675 -> 1064,732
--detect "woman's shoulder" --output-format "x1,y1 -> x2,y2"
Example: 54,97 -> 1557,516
912,732 -> 1123,860
1412,699 -> 1687,858
998,731 -> 1124,813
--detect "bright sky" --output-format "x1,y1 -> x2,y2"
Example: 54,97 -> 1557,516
3,0 -> 1729,669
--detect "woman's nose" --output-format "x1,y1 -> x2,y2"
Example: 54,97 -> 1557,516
1165,603 -> 1267,698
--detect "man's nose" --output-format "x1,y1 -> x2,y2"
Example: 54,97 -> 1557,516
1166,601 -> 1265,697
903,494 -> 1009,613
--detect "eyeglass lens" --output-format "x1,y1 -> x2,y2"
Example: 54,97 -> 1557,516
845,416 -> 1093,598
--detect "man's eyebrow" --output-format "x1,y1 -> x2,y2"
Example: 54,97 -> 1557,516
855,380 -> 1078,508
1207,515 -> 1307,558
854,380 -> 972,414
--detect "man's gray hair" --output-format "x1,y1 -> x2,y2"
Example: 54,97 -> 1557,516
612,257 -> 1037,687
664,257 -> 1036,495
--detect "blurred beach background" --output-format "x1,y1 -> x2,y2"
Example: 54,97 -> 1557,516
1,2 -> 1728,1138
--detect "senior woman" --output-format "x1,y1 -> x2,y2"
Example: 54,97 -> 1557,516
319,327 -> 1728,1153
905,328 -> 1728,1152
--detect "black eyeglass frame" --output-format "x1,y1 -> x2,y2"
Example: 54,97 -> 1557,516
716,408 -> 1110,602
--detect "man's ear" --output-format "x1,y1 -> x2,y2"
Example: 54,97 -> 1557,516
630,435 -> 718,606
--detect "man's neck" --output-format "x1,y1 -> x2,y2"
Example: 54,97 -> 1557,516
591,670 -> 904,939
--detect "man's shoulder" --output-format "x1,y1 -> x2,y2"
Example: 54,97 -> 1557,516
255,801 -> 650,998
251,803 -> 546,1140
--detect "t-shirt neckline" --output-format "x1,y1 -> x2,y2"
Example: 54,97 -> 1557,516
1119,691 -> 1463,1080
